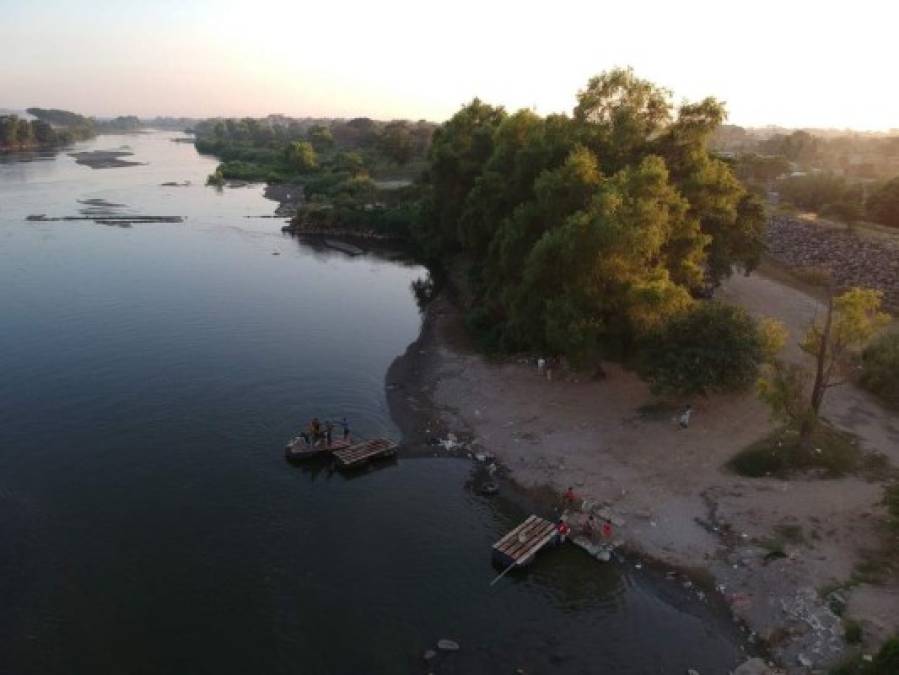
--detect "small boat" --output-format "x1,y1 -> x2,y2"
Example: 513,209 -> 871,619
284,434 -> 352,462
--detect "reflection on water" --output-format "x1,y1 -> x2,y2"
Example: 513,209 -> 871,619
0,132 -> 745,674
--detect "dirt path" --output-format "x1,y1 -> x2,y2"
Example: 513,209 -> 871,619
393,272 -> 899,672
719,272 -> 899,465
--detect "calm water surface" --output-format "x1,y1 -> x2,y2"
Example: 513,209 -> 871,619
0,133 -> 746,674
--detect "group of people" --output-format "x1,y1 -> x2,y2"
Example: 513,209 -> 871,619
301,417 -> 350,448
556,486 -> 614,543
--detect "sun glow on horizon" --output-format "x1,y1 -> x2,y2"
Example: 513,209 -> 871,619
2,0 -> 897,131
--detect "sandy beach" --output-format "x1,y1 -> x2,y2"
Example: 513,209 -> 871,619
387,270 -> 899,673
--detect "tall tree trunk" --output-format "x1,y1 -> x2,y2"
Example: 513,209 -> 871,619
799,293 -> 833,451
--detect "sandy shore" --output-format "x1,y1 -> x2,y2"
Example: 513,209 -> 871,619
386,272 -> 899,673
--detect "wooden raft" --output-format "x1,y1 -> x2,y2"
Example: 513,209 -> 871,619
333,438 -> 397,469
492,515 -> 557,568
285,436 -> 352,461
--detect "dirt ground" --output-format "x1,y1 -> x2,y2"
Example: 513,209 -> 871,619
390,270 -> 899,672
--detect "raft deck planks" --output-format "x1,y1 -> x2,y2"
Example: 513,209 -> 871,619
333,438 -> 398,469
492,515 -> 557,567
285,436 -> 352,461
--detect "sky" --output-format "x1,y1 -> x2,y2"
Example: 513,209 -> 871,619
2,0 -> 897,130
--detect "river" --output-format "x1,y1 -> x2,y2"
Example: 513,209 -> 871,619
0,131 -> 747,674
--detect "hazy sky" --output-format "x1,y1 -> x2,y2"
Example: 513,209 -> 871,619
2,0 -> 897,130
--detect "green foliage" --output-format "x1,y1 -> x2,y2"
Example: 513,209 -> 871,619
844,619 -> 863,644
867,177 -> 899,228
885,482 -> 899,533
286,141 -> 318,172
831,636 -> 899,675
422,98 -> 507,255
735,153 -> 791,183
1,108 -> 96,150
378,120 -> 417,165
860,332 -> 899,407
639,302 -> 773,396
759,130 -> 820,162
414,68 -> 766,363
779,172 -> 863,218
206,169 -> 225,186
757,360 -> 811,425
759,288 -> 890,447
728,424 -> 861,478
306,124 -> 334,151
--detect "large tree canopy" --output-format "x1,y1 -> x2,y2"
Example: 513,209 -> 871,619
414,68 -> 766,361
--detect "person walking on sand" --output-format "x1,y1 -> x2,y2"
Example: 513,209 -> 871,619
678,404 -> 693,429
537,357 -> 546,376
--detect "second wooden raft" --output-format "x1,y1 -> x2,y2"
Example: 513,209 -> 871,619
332,438 -> 398,469
492,515 -> 557,568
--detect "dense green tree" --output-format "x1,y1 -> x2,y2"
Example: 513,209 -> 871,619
655,98 -> 766,283
867,177 -> 899,228
574,67 -> 671,172
759,130 -> 819,162
640,302 -> 783,396
420,98 -> 506,254
31,119 -> 56,144
0,115 -> 20,147
378,120 -> 416,165
507,156 -> 702,361
333,151 -> 367,177
306,124 -> 334,152
779,172 -> 856,211
860,332 -> 899,407
415,69 -> 768,362
285,141 -> 317,172
734,153 -> 791,183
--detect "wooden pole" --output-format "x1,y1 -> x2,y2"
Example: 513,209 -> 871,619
490,560 -> 518,587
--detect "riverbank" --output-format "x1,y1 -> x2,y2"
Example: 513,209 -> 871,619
385,273 -> 899,673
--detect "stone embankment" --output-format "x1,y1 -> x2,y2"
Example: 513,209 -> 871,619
765,216 -> 899,311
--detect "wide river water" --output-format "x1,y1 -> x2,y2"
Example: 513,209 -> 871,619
1,132 -> 747,674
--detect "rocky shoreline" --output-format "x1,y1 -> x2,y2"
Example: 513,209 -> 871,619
765,215 -> 899,311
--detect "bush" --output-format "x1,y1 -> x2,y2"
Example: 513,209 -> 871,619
831,636 -> 899,674
860,333 -> 899,408
728,424 -> 860,478
867,177 -> 899,228
844,619 -> 863,644
885,483 -> 899,532
639,302 -> 770,396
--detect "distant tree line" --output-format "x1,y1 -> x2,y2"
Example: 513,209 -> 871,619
713,127 -> 899,229
194,115 -> 435,184
0,108 -> 96,150
1,109 -> 199,152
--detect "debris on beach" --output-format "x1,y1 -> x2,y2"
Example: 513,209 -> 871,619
437,639 -> 460,651
436,433 -> 463,451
